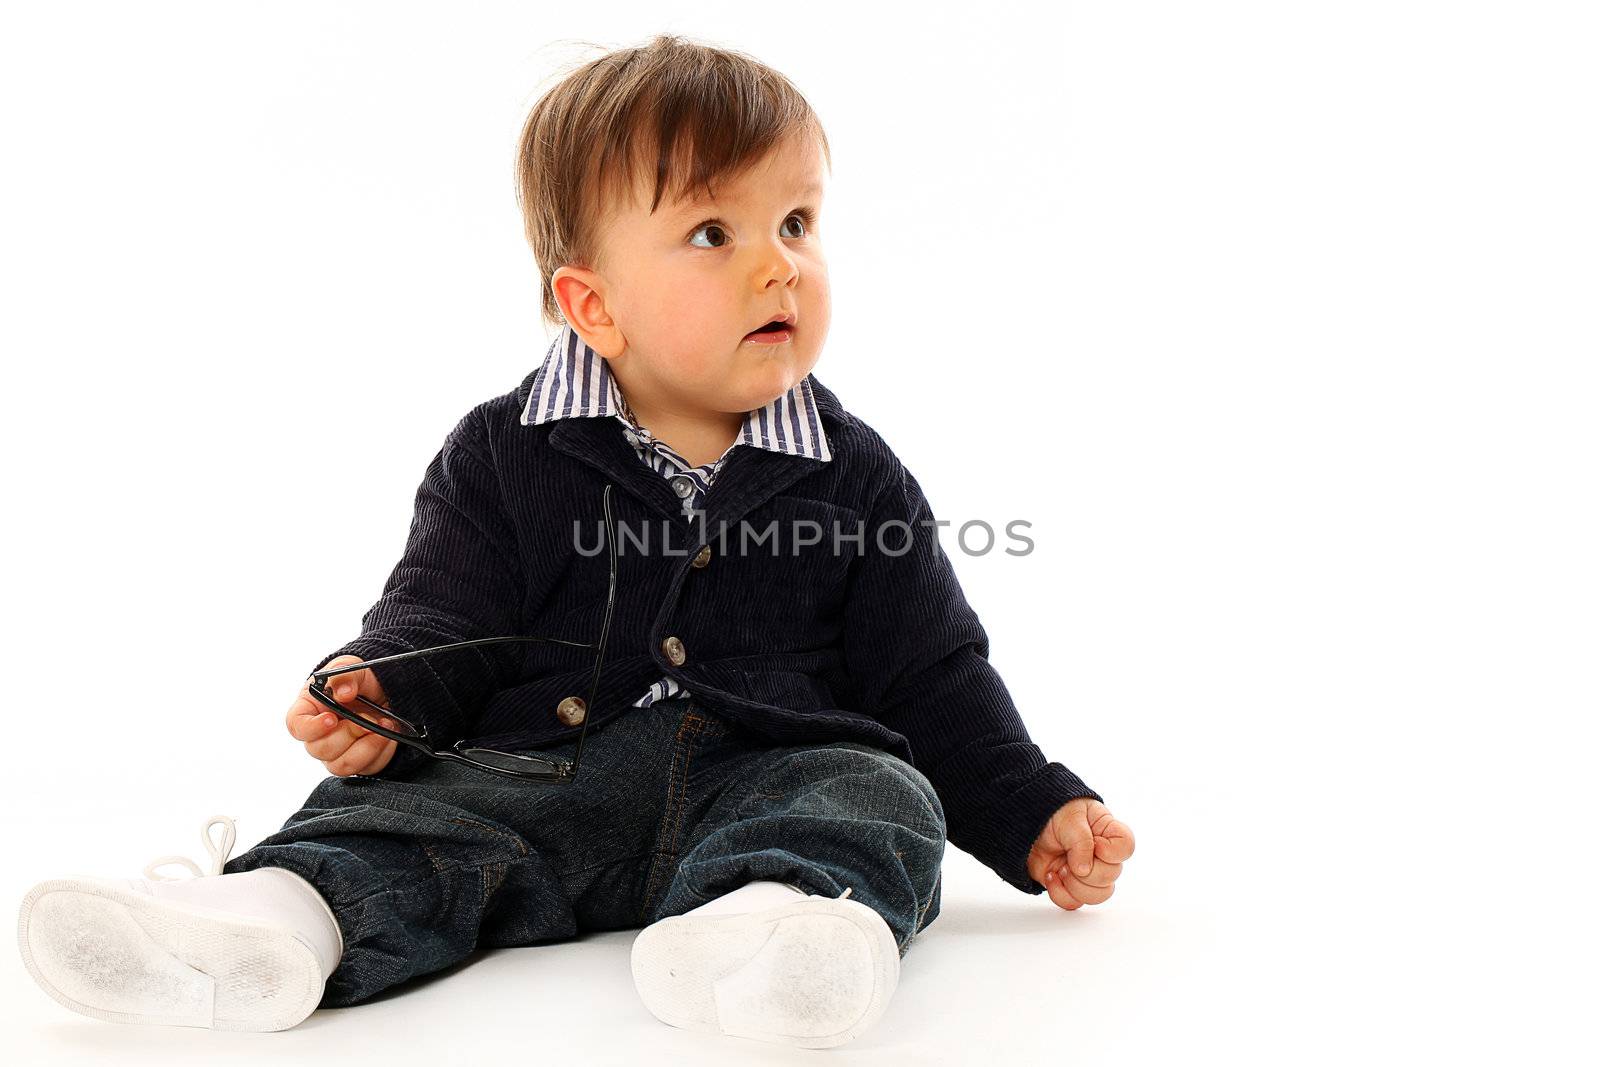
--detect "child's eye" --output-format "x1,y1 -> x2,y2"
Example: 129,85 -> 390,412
687,208 -> 817,249
687,222 -> 731,249
782,208 -> 817,239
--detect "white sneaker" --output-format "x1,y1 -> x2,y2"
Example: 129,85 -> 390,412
630,880 -> 900,1049
17,814 -> 344,1032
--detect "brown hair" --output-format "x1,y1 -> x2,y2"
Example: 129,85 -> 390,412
514,33 -> 832,329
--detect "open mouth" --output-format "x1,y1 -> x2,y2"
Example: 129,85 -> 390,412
744,310 -> 796,345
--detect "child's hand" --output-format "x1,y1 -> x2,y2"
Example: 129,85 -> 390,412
1026,797 -> 1136,911
284,656 -> 399,776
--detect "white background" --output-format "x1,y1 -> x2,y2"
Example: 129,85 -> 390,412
3,2 -> 1595,1064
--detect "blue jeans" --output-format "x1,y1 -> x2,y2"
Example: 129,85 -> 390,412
222,695 -> 947,1007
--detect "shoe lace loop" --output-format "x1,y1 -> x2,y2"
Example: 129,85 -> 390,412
142,814 -> 239,880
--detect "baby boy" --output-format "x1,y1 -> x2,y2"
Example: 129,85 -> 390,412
18,33 -> 1134,1050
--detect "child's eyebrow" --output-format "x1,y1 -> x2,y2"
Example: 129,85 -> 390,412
667,180 -> 824,218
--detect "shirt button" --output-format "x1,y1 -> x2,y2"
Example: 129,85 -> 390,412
555,695 -> 587,727
691,544 -> 712,569
671,475 -> 694,498
661,635 -> 687,666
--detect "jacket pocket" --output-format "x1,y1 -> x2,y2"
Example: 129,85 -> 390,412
737,668 -> 841,713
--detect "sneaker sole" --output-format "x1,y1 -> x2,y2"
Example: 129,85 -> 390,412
630,895 -> 899,1049
17,877 -> 325,1032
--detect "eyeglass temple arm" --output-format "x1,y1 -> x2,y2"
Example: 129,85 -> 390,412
308,637 -> 593,721
308,483 -> 619,775
310,634 -> 598,682
571,483 -> 619,774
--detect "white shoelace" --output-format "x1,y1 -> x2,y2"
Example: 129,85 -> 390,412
141,814 -> 239,880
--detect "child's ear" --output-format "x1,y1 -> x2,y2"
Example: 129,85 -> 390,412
551,266 -> 624,358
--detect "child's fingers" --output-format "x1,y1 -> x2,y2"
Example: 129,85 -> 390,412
1094,819 -> 1136,864
327,729 -> 395,776
303,720 -> 365,762
1049,863 -> 1116,905
304,735 -> 351,763
286,697 -> 342,742
1060,856 -> 1121,889
1042,868 -> 1084,910
284,693 -> 323,734
306,715 -> 396,763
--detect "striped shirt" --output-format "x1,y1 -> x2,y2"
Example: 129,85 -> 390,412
519,322 -> 833,708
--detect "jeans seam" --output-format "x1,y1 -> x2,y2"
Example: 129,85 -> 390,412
640,717 -> 701,916
639,711 -> 725,921
482,861 -> 509,904
418,839 -> 449,874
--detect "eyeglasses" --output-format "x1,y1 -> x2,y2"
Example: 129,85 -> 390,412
306,483 -> 618,784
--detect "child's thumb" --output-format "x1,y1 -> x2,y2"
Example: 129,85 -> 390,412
323,655 -> 367,702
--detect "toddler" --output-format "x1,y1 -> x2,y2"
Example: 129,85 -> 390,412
17,33 -> 1135,1050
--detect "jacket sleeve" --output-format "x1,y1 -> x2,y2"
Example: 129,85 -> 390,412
310,408 -> 526,780
841,457 -> 1103,894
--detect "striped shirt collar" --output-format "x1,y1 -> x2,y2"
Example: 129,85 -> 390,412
518,323 -> 832,463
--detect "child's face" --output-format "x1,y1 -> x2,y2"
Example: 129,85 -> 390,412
557,131 -> 831,422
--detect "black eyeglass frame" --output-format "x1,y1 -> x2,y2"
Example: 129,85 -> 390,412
306,483 -> 618,784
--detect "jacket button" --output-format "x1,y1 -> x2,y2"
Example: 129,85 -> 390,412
555,695 -> 586,727
691,544 -> 712,569
671,475 -> 694,499
661,635 -> 687,666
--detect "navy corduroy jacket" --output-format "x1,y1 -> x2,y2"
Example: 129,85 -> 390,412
313,366 -> 1103,894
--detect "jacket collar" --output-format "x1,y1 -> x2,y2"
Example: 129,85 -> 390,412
516,324 -> 846,531
519,323 -> 834,461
